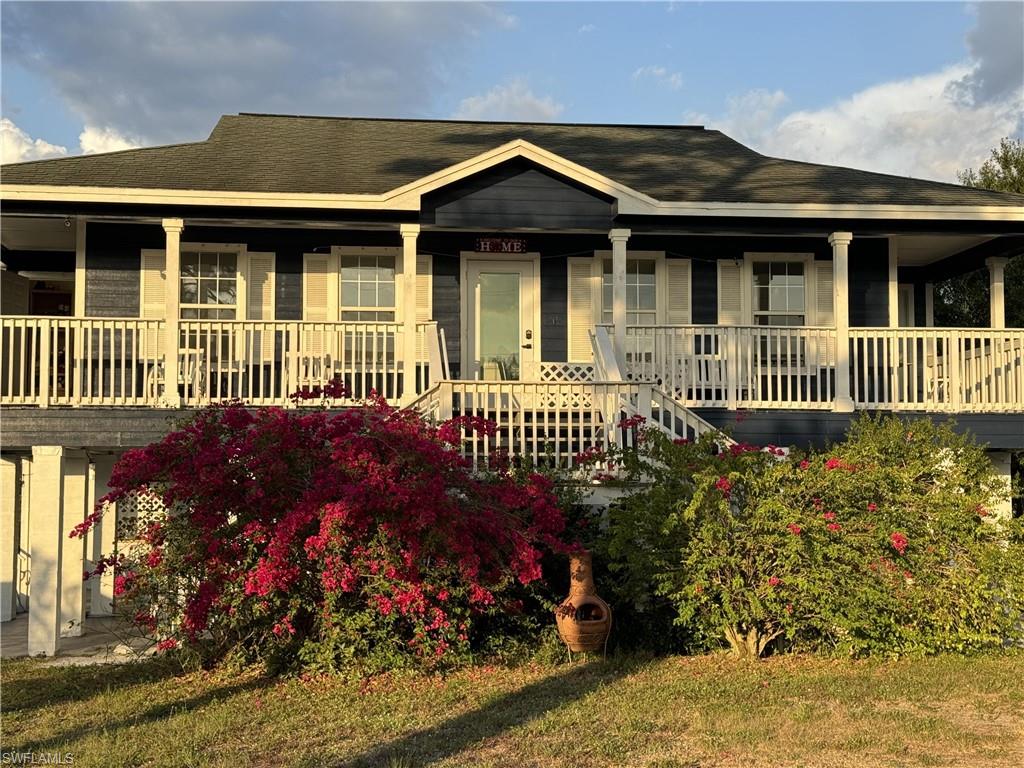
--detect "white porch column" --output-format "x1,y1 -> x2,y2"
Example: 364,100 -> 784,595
829,232 -> 854,412
162,218 -> 184,407
0,456 -> 18,622
60,453 -> 88,637
989,451 -> 1013,521
609,228 -> 631,366
400,223 -> 421,402
887,237 -> 899,328
91,454 -> 118,616
986,257 -> 1007,330
28,446 -> 64,656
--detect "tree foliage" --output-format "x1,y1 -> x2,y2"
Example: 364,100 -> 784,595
77,398 -> 573,674
937,137 -> 1024,328
586,416 -> 1024,658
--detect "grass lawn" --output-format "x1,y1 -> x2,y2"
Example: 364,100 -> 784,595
3,652 -> 1023,768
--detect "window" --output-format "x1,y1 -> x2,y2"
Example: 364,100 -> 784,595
180,250 -> 237,319
752,260 -> 805,326
602,259 -> 656,325
340,253 -> 396,321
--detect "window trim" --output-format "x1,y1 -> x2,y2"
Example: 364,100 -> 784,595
178,242 -> 247,320
331,247 -> 403,323
593,250 -> 667,325
742,252 -> 818,326
334,245 -> 400,323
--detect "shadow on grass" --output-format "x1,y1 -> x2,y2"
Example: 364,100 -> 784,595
13,669 -> 267,754
340,656 -> 647,768
3,656 -> 182,716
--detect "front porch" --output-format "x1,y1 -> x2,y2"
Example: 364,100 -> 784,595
2,317 -> 1021,413
2,218 -> 1021,462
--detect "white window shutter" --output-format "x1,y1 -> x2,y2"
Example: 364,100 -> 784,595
302,253 -> 336,358
567,257 -> 597,361
717,261 -> 743,325
303,253 -> 331,321
139,249 -> 166,359
815,261 -> 834,326
665,259 -> 691,324
247,251 -> 276,358
416,254 -> 432,322
140,249 -> 167,319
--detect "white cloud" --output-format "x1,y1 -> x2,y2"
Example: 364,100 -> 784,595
699,66 -> 1023,182
578,24 -> 596,34
454,79 -> 564,122
633,65 -> 683,91
0,118 -> 67,164
2,2 -> 509,144
948,2 -> 1023,106
1,118 -> 146,164
79,125 -> 142,155
692,5 -> 1024,183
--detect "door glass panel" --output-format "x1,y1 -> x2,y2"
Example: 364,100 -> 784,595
478,272 -> 520,380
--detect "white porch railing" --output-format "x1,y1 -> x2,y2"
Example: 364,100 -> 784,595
4,317 -> 1021,414
609,324 -> 837,410
418,380 -> 642,471
850,328 -> 1024,412
1,317 -> 444,407
1,317 -> 164,406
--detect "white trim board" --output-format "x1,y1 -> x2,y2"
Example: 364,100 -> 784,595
4,139 -> 1022,221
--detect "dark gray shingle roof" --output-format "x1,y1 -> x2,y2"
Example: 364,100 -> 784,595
3,113 -> 1022,208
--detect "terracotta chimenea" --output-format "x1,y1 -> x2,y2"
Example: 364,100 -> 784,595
555,551 -> 612,654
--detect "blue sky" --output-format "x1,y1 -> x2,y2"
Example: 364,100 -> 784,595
2,2 -> 1022,182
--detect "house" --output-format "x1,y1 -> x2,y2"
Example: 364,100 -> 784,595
1,113 -> 1022,655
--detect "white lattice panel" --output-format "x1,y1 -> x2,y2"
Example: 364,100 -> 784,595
538,363 -> 595,382
116,489 -> 166,541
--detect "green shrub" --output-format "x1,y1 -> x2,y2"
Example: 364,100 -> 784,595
587,415 -> 1024,658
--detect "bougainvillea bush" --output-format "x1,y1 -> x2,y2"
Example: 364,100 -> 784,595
76,394 -> 572,674
588,415 -> 1024,659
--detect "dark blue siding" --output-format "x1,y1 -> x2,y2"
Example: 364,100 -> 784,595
849,239 -> 889,326
85,223 -> 163,317
691,259 -> 718,324
541,256 -> 568,362
423,162 -> 613,229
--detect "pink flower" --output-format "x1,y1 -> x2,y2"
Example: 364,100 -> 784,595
156,638 -> 178,652
825,457 -> 843,470
767,576 -> 781,587
822,511 -> 836,521
787,523 -> 802,536
890,532 -> 909,555
827,523 -> 842,532
715,476 -> 732,498
867,502 -> 878,512
799,460 -> 810,470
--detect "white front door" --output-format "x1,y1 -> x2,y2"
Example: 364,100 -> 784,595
466,259 -> 538,380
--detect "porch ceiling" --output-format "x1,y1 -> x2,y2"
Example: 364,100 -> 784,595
0,216 -> 76,252
894,234 -> 997,266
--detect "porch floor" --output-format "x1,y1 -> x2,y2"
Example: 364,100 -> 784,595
1,614 -> 152,664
